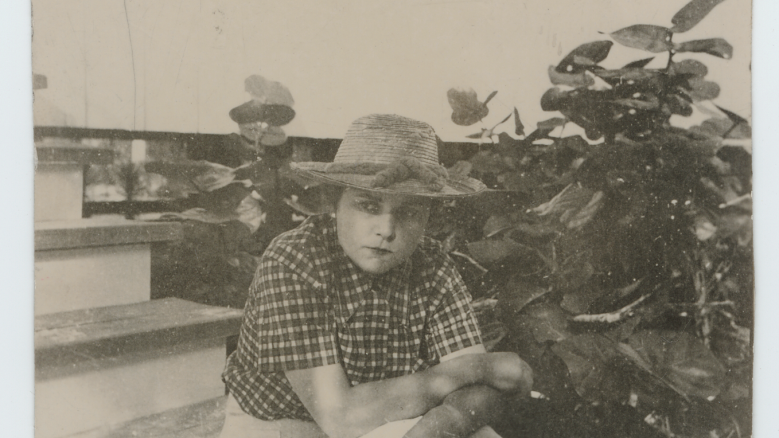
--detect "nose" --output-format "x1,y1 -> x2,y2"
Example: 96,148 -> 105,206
373,213 -> 396,242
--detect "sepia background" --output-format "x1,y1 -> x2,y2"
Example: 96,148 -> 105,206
30,0 -> 751,139
5,0 -> 779,437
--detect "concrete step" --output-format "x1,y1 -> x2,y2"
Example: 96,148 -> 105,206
35,218 -> 183,315
35,144 -> 113,222
35,298 -> 243,438
62,396 -> 227,438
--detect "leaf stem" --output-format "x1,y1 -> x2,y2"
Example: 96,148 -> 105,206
490,112 -> 513,131
665,34 -> 674,72
451,250 -> 489,274
572,293 -> 650,323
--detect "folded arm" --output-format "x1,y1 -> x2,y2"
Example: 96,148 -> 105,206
404,367 -> 533,438
285,348 -> 529,438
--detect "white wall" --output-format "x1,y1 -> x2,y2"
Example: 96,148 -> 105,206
31,0 -> 751,140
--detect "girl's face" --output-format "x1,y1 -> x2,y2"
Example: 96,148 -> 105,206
335,188 -> 431,275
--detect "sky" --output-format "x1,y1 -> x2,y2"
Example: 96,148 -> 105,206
31,0 -> 752,140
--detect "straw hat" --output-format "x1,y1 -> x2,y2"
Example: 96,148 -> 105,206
291,114 -> 487,197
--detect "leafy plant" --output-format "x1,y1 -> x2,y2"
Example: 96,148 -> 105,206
147,75 -> 330,308
438,1 -> 751,436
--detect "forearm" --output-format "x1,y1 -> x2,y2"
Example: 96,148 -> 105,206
336,354 -> 487,436
287,352 -> 531,438
402,353 -> 534,438
404,385 -> 506,438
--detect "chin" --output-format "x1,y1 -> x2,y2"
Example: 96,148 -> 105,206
359,264 -> 392,275
357,259 -> 400,275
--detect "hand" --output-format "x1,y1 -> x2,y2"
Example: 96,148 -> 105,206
481,352 -> 533,394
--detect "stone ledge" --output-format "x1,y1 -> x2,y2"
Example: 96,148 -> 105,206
92,396 -> 227,438
35,297 -> 243,367
35,218 -> 184,251
36,144 -> 114,165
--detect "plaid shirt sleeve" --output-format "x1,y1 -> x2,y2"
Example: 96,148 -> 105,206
426,253 -> 483,360
253,252 -> 341,372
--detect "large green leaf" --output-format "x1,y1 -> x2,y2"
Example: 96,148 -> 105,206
524,301 -> 573,343
161,189 -> 262,244
197,184 -> 253,217
665,94 -> 694,116
537,117 -> 567,131
555,40 -> 613,73
532,183 -> 595,218
622,57 -> 655,69
502,276 -> 549,314
244,74 -> 295,107
447,88 -> 492,126
675,38 -> 733,59
548,66 -> 594,88
239,123 -> 288,146
145,161 -> 237,193
717,211 -> 752,246
691,116 -> 751,139
466,239 -> 528,264
163,206 -> 242,226
714,104 -> 750,127
512,222 -> 560,238
625,330 -> 726,400
556,135 -> 588,154
694,214 -> 717,241
610,25 -> 673,53
671,0 -> 727,33
229,101 -> 296,126
540,87 -> 571,112
260,126 -> 288,146
234,193 -> 265,233
670,59 -> 709,77
594,68 -> 660,83
560,285 -> 605,315
232,160 -> 275,187
513,107 -> 525,136
551,333 -> 629,402
613,96 -> 660,110
688,77 -> 721,101
483,215 -> 513,238
558,260 -> 595,292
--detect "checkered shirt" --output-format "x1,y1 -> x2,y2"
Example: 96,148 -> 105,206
222,214 -> 482,421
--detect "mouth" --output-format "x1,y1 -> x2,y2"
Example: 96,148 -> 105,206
366,247 -> 393,255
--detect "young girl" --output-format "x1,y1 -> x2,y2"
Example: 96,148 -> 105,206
220,114 -> 532,438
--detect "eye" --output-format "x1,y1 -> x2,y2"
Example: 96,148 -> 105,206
355,199 -> 380,214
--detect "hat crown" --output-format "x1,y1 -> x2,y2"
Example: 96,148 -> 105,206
290,113 -> 487,197
334,114 -> 439,167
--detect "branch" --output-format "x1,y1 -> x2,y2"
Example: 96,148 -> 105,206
572,294 -> 650,323
451,251 -> 489,274
675,300 -> 735,310
719,193 -> 751,209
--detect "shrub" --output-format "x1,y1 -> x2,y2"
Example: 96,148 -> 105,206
438,1 -> 752,436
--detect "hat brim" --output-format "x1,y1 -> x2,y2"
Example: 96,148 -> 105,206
290,162 -> 488,198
